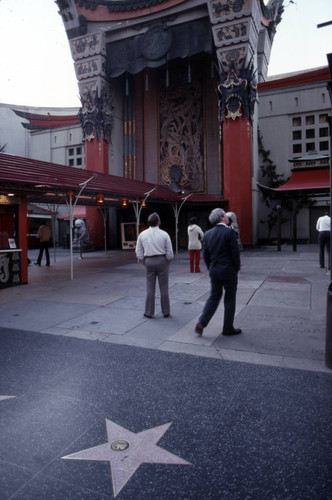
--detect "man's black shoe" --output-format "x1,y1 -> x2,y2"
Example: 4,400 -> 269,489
195,323 -> 204,335
34,262 -> 40,266
164,314 -> 170,318
144,314 -> 152,318
222,328 -> 242,336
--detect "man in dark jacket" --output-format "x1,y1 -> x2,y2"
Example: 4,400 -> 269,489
195,208 -> 241,336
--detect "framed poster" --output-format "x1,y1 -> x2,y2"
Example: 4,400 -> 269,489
121,222 -> 137,250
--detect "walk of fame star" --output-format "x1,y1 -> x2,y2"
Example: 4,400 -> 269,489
62,419 -> 191,497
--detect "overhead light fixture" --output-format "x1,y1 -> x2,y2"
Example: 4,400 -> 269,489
96,193 -> 104,205
7,193 -> 15,197
66,190 -> 76,203
122,198 -> 128,207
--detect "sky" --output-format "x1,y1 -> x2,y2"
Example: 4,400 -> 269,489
0,0 -> 331,108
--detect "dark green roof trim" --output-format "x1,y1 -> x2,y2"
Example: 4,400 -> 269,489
75,0 -> 169,13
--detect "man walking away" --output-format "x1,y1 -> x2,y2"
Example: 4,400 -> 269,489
195,208 -> 241,336
34,220 -> 52,267
135,212 -> 174,318
316,211 -> 330,270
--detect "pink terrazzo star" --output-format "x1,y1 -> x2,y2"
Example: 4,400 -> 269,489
62,419 -> 191,497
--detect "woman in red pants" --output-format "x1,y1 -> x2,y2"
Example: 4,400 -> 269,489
187,216 -> 204,273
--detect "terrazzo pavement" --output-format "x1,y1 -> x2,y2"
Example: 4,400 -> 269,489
0,244 -> 331,499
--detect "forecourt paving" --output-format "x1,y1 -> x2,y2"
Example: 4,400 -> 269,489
0,244 -> 330,372
0,245 -> 331,498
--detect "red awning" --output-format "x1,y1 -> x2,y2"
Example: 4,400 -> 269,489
58,207 -> 87,220
275,168 -> 330,192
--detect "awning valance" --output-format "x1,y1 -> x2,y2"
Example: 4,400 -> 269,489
257,167 -> 330,197
107,19 -> 213,77
275,168 -> 330,192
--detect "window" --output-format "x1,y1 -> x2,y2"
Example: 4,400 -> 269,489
306,142 -> 315,152
291,113 -> 330,159
320,141 -> 329,151
319,128 -> 328,137
67,145 -> 84,168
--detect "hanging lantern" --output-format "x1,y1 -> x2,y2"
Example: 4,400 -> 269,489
141,199 -> 147,208
66,190 -> 75,203
96,193 -> 104,205
122,198 -> 128,207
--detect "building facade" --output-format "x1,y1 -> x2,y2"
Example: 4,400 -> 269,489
55,0 -> 285,245
257,66 -> 331,243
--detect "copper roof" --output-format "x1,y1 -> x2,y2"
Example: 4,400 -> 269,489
0,153 -> 180,205
0,153 -> 225,206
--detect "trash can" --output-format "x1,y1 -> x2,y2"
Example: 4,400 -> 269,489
326,281 -> 332,368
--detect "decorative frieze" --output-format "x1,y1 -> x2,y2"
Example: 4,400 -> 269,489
212,17 -> 258,48
70,33 -> 105,61
208,0 -> 261,31
75,56 -> 106,81
78,85 -> 114,143
216,43 -> 254,72
217,61 -> 257,122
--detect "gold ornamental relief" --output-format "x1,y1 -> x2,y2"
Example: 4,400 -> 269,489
159,81 -> 205,193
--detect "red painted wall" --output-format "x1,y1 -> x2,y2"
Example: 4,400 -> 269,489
84,139 -> 109,247
223,116 -> 252,245
18,195 -> 28,283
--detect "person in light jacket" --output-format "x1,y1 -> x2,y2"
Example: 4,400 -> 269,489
187,216 -> 204,273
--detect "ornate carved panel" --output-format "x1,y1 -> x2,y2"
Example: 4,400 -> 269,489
159,76 -> 205,193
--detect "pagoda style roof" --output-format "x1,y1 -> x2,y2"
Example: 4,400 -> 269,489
0,153 -> 225,206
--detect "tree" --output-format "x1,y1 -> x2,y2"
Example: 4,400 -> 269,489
258,131 -> 288,243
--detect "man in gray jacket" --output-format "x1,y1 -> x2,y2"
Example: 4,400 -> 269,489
195,208 -> 241,336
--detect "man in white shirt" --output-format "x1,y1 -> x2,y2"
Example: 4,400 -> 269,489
316,212 -> 331,269
135,212 -> 174,318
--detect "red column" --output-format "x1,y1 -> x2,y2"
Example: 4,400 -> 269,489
85,139 -> 108,174
84,139 -> 109,248
18,195 -> 28,283
223,115 -> 252,245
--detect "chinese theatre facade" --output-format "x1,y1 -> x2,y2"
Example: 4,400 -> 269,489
57,0 -> 284,245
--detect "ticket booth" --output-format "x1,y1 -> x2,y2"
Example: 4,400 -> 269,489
0,193 -> 27,287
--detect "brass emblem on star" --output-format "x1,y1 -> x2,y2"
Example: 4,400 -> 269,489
110,439 -> 130,451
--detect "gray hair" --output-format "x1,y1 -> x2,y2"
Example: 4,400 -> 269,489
209,208 -> 225,226
148,212 -> 161,227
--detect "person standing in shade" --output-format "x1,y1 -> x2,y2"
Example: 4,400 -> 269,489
195,208 -> 241,336
316,211 -> 331,269
34,220 -> 52,267
135,212 -> 174,318
187,216 -> 204,273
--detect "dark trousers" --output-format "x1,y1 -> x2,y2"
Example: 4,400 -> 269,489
144,255 -> 170,316
199,265 -> 238,332
189,250 -> 201,272
318,231 -> 330,268
37,241 -> 50,266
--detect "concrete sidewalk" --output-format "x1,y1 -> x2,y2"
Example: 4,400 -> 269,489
0,244 -> 331,373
